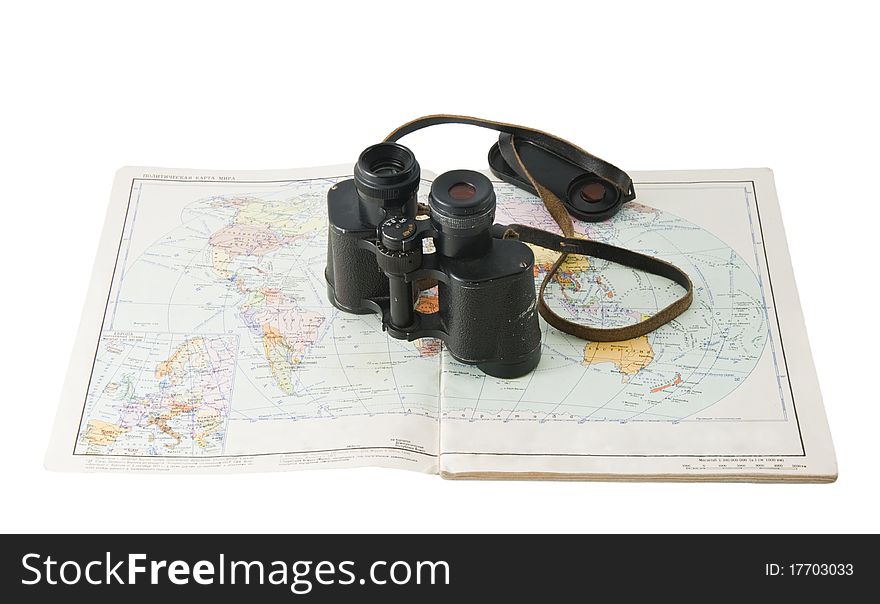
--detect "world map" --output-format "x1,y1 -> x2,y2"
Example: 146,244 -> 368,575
74,176 -> 769,456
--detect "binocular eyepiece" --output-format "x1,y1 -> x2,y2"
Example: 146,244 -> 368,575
326,142 -> 542,379
353,143 -> 420,223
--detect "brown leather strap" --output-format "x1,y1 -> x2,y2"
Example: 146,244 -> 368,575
385,114 -> 693,342
501,225 -> 693,342
386,114 -> 633,238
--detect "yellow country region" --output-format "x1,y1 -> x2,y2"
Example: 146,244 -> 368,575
527,243 -> 591,273
234,201 -> 323,237
83,419 -> 130,447
560,252 -> 589,273
194,407 -> 222,448
210,247 -> 233,279
583,335 -> 654,375
262,325 -> 297,395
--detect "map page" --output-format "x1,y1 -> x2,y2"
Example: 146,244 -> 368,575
46,166 -> 836,481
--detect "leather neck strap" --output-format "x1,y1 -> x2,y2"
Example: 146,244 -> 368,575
385,114 -> 693,343
500,224 -> 693,342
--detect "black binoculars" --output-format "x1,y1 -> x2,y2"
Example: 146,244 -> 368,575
325,142 -> 542,378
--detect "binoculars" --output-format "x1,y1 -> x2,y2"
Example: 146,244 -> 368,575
325,142 -> 542,378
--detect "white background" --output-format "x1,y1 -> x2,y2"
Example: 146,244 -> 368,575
1,1 -> 877,533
